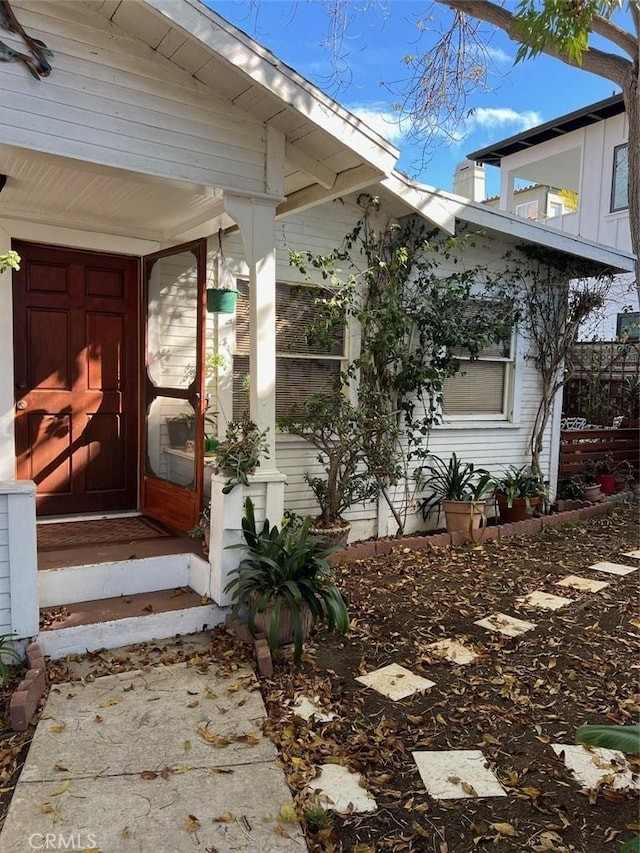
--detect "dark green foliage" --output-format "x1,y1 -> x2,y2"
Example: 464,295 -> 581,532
576,722 -> 640,853
224,498 -> 349,662
416,452 -> 494,520
576,723 -> 640,755
278,392 -> 400,524
214,421 -> 269,494
494,465 -> 547,509
0,634 -> 22,683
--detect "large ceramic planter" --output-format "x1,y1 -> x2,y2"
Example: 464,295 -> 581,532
252,598 -> 315,648
496,494 -> 541,523
583,483 -> 603,502
309,521 -> 351,551
442,500 -> 486,541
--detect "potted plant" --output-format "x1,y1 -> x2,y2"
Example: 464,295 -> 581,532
206,287 -> 238,314
560,474 -> 586,501
416,453 -> 494,539
166,411 -> 196,448
188,503 -> 211,555
587,454 -> 617,495
225,498 -> 349,662
278,393 -> 396,548
215,421 -> 269,494
494,465 -> 548,522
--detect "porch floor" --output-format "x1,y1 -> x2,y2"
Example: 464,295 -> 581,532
37,516 -> 205,571
39,587 -> 205,631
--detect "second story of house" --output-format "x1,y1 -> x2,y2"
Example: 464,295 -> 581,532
462,94 -> 630,254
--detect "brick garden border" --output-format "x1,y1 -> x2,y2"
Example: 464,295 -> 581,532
329,495 -> 628,563
9,641 -> 48,732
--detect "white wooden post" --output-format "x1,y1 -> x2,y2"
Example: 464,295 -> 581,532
223,194 -> 280,469
208,472 -> 286,607
0,481 -> 38,640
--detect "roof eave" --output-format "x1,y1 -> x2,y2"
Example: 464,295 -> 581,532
142,0 -> 399,176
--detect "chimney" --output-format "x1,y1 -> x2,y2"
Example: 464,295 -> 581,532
453,160 -> 486,202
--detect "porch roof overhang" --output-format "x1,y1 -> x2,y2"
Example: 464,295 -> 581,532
96,0 -> 399,211
381,173 -> 636,276
0,0 -> 399,244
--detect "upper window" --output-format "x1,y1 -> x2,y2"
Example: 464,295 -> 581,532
442,335 -> 514,419
611,144 -> 628,212
232,281 -> 346,420
515,200 -> 539,220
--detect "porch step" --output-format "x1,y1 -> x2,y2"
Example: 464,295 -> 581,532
37,588 -> 228,659
39,552 -> 211,607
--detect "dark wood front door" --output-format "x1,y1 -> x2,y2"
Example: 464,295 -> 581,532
13,242 -> 139,516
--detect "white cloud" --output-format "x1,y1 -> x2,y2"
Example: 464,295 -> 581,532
468,107 -> 543,133
486,46 -> 514,65
348,103 -> 407,142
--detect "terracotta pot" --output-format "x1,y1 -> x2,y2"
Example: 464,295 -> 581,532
442,500 -> 486,541
596,473 -> 616,495
496,494 -> 541,523
252,599 -> 314,648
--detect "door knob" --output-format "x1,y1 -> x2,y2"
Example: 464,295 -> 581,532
16,400 -> 27,410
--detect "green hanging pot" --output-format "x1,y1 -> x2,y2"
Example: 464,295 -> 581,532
206,288 -> 237,314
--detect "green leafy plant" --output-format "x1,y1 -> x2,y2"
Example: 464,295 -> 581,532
278,392 -> 399,527
215,421 -> 269,494
0,634 -> 23,683
560,474 -> 586,501
0,251 -> 20,275
224,498 -> 349,662
416,452 -> 494,521
289,195 -> 516,534
494,465 -> 547,509
576,723 -> 640,853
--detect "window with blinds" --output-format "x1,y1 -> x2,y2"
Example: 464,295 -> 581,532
442,338 -> 514,418
232,281 -> 346,420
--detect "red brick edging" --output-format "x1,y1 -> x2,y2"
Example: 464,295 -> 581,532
10,641 -> 49,732
329,498 -> 613,564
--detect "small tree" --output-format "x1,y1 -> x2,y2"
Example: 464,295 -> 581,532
488,247 -> 614,481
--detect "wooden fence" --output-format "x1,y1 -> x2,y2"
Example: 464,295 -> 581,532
559,428 -> 640,480
563,341 -> 640,425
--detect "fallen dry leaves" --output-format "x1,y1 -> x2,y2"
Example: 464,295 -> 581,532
0,501 -> 637,852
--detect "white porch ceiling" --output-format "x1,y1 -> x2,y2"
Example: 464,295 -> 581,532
0,145 -> 232,241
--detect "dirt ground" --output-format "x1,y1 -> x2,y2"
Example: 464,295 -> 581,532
1,500 -> 638,852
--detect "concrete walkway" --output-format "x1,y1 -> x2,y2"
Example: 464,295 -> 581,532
1,662 -> 305,852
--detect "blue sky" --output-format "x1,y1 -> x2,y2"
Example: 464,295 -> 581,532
211,1 -> 625,198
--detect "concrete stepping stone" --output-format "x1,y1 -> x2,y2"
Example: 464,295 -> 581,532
623,549 -> 640,559
290,695 -> 336,723
356,663 -> 435,701
474,612 -> 536,637
589,560 -> 637,576
427,639 -> 479,665
412,750 -> 506,799
516,591 -> 573,610
551,744 -> 640,792
557,575 -> 609,593
308,764 -> 377,813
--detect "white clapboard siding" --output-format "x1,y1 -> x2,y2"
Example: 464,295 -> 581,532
2,2 -> 266,192
222,193 -> 561,539
0,498 -> 10,635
